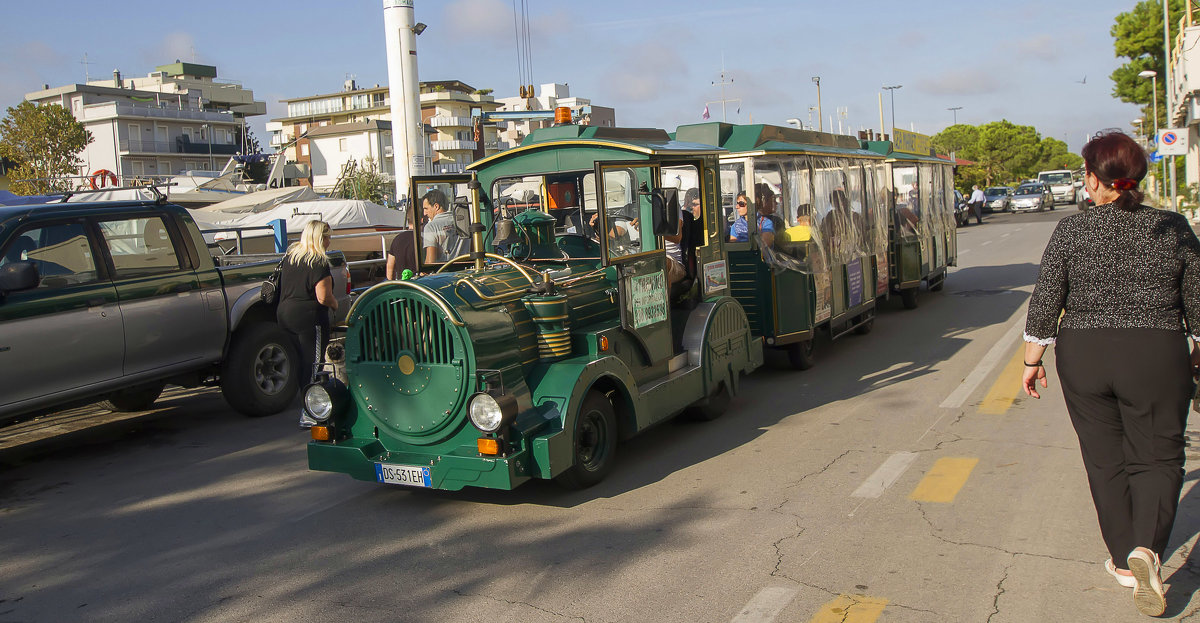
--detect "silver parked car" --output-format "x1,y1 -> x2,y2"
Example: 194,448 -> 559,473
1009,182 -> 1055,213
983,186 -> 1011,213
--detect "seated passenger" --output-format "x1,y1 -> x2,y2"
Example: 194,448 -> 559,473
755,183 -> 784,248
729,191 -> 775,243
664,188 -> 702,286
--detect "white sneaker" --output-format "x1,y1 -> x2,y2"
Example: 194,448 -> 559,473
1127,547 -> 1166,616
1106,558 -> 1137,588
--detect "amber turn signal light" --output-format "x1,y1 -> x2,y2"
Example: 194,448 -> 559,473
477,438 -> 500,455
311,426 -> 332,441
599,335 -> 609,352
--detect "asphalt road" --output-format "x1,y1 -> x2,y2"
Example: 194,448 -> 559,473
4,205 -> 1200,623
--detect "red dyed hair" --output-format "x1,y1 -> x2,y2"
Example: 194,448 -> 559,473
1081,130 -> 1147,210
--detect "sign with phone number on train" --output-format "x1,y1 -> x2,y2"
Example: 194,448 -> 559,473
630,272 -> 668,328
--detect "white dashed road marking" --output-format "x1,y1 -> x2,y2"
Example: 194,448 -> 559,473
731,587 -> 800,623
851,452 -> 919,498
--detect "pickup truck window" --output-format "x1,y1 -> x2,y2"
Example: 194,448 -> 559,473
1,223 -> 99,288
98,216 -> 184,277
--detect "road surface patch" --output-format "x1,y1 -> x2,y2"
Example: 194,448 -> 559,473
909,457 -> 979,503
806,594 -> 889,623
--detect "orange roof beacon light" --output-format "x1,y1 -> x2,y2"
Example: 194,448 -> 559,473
553,106 -> 573,125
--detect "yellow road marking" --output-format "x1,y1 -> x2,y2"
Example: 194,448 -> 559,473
978,345 -> 1027,414
807,594 -> 889,623
909,457 -> 979,503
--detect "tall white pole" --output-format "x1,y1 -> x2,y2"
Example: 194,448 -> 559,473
1164,0 -> 1177,211
383,0 -> 423,204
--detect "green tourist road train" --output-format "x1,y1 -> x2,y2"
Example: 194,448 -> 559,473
302,121 -> 957,492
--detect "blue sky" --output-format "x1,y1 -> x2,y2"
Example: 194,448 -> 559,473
0,0 -> 1147,154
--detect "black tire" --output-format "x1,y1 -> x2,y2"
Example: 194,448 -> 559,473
929,276 -> 945,292
853,311 -> 875,335
557,392 -> 618,489
221,322 -> 299,417
99,382 -> 165,412
901,288 -> 919,309
687,381 -> 731,421
787,339 -> 816,370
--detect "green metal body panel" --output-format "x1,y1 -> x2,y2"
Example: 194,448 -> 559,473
308,126 -> 762,491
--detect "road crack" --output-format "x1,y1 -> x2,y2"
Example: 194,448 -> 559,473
985,561 -> 1013,623
916,503 -> 1091,564
451,589 -> 587,622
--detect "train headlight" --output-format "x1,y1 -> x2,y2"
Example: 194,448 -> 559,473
468,392 -> 517,433
303,375 -> 349,423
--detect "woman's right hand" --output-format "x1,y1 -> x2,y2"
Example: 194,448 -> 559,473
1191,342 -> 1200,378
1022,364 -> 1047,399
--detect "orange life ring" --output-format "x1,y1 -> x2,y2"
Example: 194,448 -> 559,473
89,169 -> 118,190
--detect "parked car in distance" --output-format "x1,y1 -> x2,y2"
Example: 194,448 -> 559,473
0,200 -> 351,422
983,186 -> 1011,213
954,189 -> 969,226
1037,169 -> 1078,205
1009,183 -> 1055,213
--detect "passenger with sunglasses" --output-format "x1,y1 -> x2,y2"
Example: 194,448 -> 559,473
728,190 -> 776,243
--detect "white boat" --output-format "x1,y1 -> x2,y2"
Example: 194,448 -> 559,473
192,198 -> 408,258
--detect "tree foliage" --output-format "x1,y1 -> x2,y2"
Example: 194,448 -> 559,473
0,101 -> 93,195
932,121 -> 1082,188
1110,0 -> 1182,129
331,157 -> 391,204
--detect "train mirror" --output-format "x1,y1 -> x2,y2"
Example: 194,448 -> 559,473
651,187 -> 680,236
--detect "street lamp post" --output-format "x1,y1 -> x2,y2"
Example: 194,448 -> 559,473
202,123 -> 214,171
947,106 -> 962,125
1139,70 -> 1162,203
812,76 -> 822,132
883,85 -> 902,136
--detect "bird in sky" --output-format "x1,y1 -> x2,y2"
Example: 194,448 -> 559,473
1076,75 -> 1087,84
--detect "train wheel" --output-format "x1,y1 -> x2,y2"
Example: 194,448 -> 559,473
929,276 -> 945,292
787,339 -> 816,370
556,392 -> 618,489
687,381 -> 731,421
901,288 -> 919,309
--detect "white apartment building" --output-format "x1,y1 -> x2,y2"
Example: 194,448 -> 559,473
271,79 -> 505,190
1171,10 -> 1200,204
495,83 -> 617,147
25,62 -> 266,181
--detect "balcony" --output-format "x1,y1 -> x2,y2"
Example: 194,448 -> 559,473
82,101 -> 237,124
430,140 -> 476,151
119,138 -> 239,155
428,116 -> 473,128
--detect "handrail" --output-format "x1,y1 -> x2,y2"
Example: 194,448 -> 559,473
434,252 -> 537,285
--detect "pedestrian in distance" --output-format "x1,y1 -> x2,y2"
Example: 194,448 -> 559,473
277,220 -> 339,392
1021,130 -> 1200,617
968,184 -> 986,225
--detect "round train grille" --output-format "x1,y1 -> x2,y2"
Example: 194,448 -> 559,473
348,291 -> 470,443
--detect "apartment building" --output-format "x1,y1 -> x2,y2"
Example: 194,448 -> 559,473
271,79 -> 504,190
495,83 -> 617,147
24,62 -> 265,181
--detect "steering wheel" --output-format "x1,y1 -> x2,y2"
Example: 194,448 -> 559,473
605,215 -> 638,256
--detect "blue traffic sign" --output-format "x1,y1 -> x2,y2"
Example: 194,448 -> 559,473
1149,150 -> 1163,163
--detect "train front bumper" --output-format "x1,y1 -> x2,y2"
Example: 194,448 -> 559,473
307,438 -> 533,491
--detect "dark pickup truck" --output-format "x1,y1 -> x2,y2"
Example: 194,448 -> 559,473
0,199 -> 349,420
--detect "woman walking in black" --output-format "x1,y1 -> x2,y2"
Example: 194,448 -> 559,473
277,220 -> 338,389
1022,130 -> 1200,616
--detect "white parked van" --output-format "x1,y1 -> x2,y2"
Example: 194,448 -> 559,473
1037,170 -> 1078,205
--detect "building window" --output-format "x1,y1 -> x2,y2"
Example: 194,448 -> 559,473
300,143 -> 309,157
339,138 -> 348,152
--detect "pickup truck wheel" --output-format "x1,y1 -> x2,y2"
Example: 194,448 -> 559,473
556,392 -> 618,489
99,383 -> 165,412
221,322 -> 298,417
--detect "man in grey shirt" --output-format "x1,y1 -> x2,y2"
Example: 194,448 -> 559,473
421,189 -> 458,263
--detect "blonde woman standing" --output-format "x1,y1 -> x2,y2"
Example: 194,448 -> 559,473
278,220 -> 338,383
1022,131 -> 1200,616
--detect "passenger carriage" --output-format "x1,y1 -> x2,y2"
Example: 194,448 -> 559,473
673,122 -> 891,368
304,121 -> 763,491
861,129 -> 958,307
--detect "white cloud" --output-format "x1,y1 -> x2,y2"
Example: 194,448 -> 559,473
598,43 -> 689,103
444,0 -> 512,38
918,67 -> 1009,97
1013,34 -> 1059,62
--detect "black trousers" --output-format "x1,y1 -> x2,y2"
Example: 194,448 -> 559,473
970,201 -> 984,224
277,302 -> 330,384
1056,328 -> 1195,566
